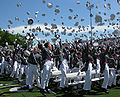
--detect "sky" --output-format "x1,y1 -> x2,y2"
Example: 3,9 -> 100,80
0,0 -> 120,43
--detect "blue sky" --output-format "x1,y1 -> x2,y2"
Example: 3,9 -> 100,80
0,0 -> 120,43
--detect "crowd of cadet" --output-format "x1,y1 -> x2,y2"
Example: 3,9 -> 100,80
0,37 -> 120,96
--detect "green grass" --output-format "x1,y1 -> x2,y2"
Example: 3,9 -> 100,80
0,74 -> 120,97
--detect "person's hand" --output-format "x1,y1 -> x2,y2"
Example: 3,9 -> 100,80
35,37 -> 41,43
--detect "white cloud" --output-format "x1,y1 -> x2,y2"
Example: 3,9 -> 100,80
6,23 -> 119,35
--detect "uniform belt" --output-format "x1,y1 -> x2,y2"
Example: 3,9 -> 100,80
46,58 -> 51,61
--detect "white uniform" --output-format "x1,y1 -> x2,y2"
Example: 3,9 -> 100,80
28,64 -> 41,89
83,62 -> 93,90
96,58 -> 101,73
41,60 -> 54,89
10,61 -> 20,78
102,62 -> 109,89
108,68 -> 116,87
0,56 -> 5,75
60,59 -> 69,88
18,64 -> 28,81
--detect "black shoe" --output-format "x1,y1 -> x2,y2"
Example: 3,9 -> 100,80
29,88 -> 33,92
111,85 -> 116,88
101,88 -> 109,94
105,90 -> 109,94
78,90 -> 90,95
83,90 -> 90,95
107,86 -> 111,89
45,87 -> 56,94
40,89 -> 47,97
57,87 -> 67,93
117,84 -> 120,87
45,87 -> 50,93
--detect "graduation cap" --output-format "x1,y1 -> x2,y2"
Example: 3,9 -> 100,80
24,26 -> 27,29
76,1 -> 80,4
35,11 -> 39,14
56,5 -> 59,7
27,12 -> 30,15
55,8 -> 60,14
8,20 -> 13,24
62,22 -> 64,25
112,22 -> 116,26
67,27 -> 72,30
68,16 -> 72,20
86,1 -> 90,7
8,25 -> 11,29
16,3 -> 22,7
95,14 -> 102,23
69,9 -> 73,12
53,19 -> 56,21
116,12 -> 120,15
81,18 -> 85,21
104,19 -> 107,22
15,17 -> 19,21
98,12 -> 101,14
61,16 -> 63,19
96,5 -> 99,9
110,14 -> 115,21
104,4 -> 107,8
42,14 -> 46,16
32,28 -> 36,32
62,27 -> 65,29
68,33 -> 72,36
17,4 -> 19,7
44,22 -> 48,26
47,3 -> 53,8
19,3 -> 22,7
38,20 -> 40,22
51,24 -> 57,29
28,18 -> 34,25
42,31 -> 45,35
74,14 -> 78,19
51,38 -> 57,43
107,3 -> 111,7
104,13 -> 106,15
42,0 -> 46,4
23,19 -> 25,22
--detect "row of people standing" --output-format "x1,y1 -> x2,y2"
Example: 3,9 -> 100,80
0,38 -> 120,96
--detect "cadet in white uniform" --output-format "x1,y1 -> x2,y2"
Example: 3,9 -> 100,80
38,40 -> 54,96
60,53 -> 69,89
83,55 -> 93,92
27,46 -> 41,90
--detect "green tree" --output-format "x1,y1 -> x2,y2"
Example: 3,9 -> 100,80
0,29 -> 26,47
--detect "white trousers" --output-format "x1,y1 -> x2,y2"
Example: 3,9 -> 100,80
60,59 -> 69,88
83,62 -> 92,90
28,65 -> 41,89
102,63 -> 109,89
117,70 -> 120,84
108,68 -> 116,86
26,65 -> 30,86
10,61 -> 20,78
0,61 -> 10,75
18,65 -> 28,81
41,60 -> 53,89
0,62 -> 5,75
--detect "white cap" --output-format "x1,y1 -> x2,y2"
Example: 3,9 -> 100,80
47,3 -> 53,8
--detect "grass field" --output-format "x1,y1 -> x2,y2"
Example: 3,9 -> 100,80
0,74 -> 120,97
